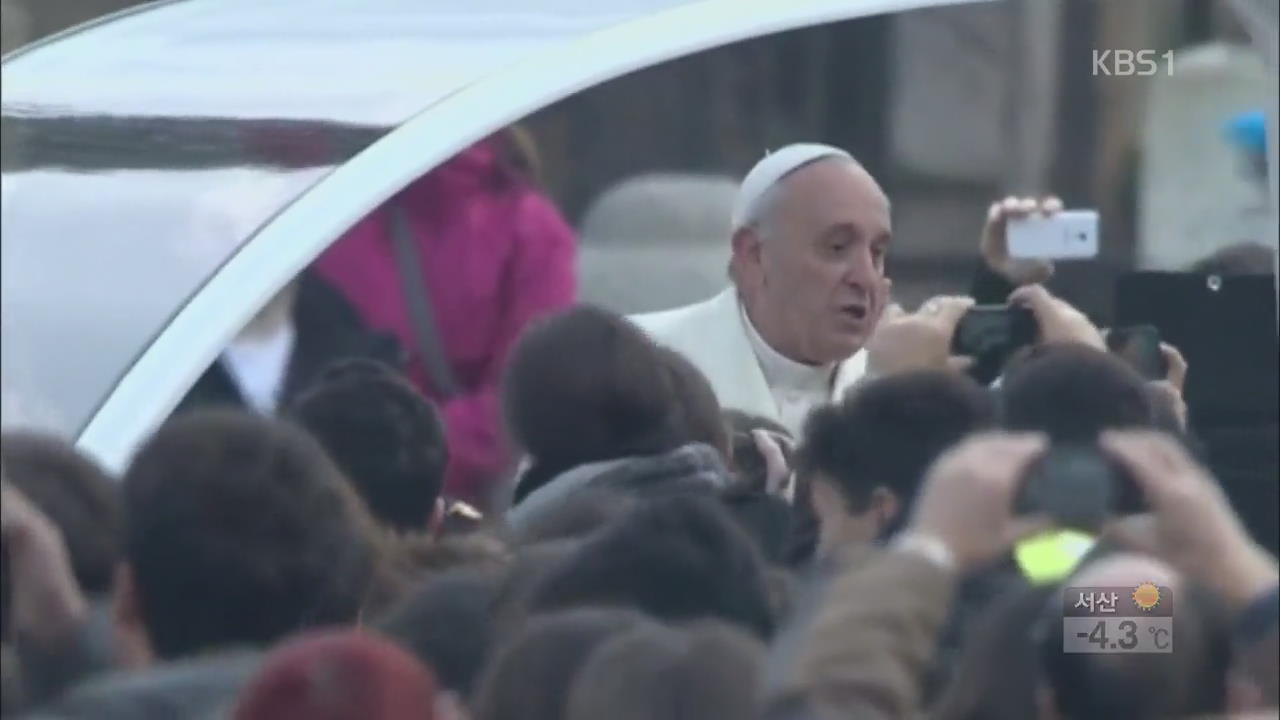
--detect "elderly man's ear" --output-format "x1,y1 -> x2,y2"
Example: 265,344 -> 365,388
730,227 -> 767,289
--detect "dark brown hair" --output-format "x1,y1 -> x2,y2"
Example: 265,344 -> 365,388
1001,343 -> 1154,442
1,432 -> 121,597
797,370 -> 995,537
566,620 -> 765,720
290,359 -> 448,533
1036,581 -> 1232,719
504,306 -> 702,502
471,607 -> 656,720
654,346 -> 730,462
525,494 -> 776,638
122,410 -> 382,659
933,585 -> 1054,720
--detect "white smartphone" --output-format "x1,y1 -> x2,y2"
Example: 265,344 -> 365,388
1007,209 -> 1100,260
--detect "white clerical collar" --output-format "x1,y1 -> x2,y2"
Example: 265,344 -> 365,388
220,320 -> 297,414
739,301 -> 835,394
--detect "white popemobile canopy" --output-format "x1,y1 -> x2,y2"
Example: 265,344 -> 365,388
2,0 -> 1271,475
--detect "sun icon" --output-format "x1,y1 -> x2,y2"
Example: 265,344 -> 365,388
1132,582 -> 1161,612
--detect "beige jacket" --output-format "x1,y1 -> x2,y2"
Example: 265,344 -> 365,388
767,547 -> 956,720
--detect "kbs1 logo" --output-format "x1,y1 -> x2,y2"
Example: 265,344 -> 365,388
1092,49 -> 1174,76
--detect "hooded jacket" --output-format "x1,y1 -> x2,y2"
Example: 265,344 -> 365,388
315,137 -> 577,505
507,442 -> 732,533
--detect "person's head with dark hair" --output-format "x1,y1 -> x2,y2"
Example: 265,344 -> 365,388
360,530 -> 510,621
503,305 -> 696,503
654,346 -> 731,462
115,410 -> 382,666
1034,553 -> 1233,720
374,566 -> 505,698
717,487 -> 793,564
1001,343 -> 1155,443
487,539 -> 584,645
525,493 -> 776,638
511,484 -> 791,607
471,607 -> 656,720
234,630 -> 446,720
783,472 -> 823,567
933,584 -> 1056,720
796,370 -> 996,556
0,432 -> 121,598
565,619 -> 766,720
1189,241 -> 1277,277
289,358 -> 449,534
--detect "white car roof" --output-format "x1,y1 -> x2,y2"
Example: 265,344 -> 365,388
1,0 -> 985,472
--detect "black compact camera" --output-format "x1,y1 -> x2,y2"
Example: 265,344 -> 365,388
951,305 -> 1038,359
1016,443 -> 1145,531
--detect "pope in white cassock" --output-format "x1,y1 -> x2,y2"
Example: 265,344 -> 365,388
630,143 -> 893,436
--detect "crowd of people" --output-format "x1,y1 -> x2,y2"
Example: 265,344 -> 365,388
1,138 -> 1277,720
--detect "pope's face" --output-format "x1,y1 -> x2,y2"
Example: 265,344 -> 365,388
738,160 -> 892,365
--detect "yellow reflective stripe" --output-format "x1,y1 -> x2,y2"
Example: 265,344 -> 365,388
1014,530 -> 1097,585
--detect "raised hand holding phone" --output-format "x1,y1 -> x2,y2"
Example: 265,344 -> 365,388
981,196 -> 1064,285
1007,209 -> 1100,261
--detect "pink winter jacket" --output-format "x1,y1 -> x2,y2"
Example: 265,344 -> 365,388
314,138 -> 577,504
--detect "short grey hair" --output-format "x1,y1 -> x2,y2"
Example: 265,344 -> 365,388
735,178 -> 784,240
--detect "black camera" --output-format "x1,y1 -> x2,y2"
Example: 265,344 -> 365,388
951,305 -> 1038,358
1016,443 -> 1145,531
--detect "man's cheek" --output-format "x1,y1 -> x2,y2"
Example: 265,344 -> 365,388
864,284 -> 883,318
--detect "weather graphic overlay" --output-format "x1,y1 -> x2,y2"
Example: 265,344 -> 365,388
1061,584 -> 1174,653
1132,582 -> 1161,612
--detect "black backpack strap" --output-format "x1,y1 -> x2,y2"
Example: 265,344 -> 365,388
390,206 -> 460,398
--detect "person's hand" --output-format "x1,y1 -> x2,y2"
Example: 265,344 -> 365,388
1159,341 -> 1188,392
752,430 -> 796,504
1008,284 -> 1104,350
981,196 -> 1061,286
1146,381 -> 1188,431
1,480 -> 88,645
865,295 -> 975,377
1100,430 -> 1278,611
904,433 -> 1052,572
1146,342 -> 1189,429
